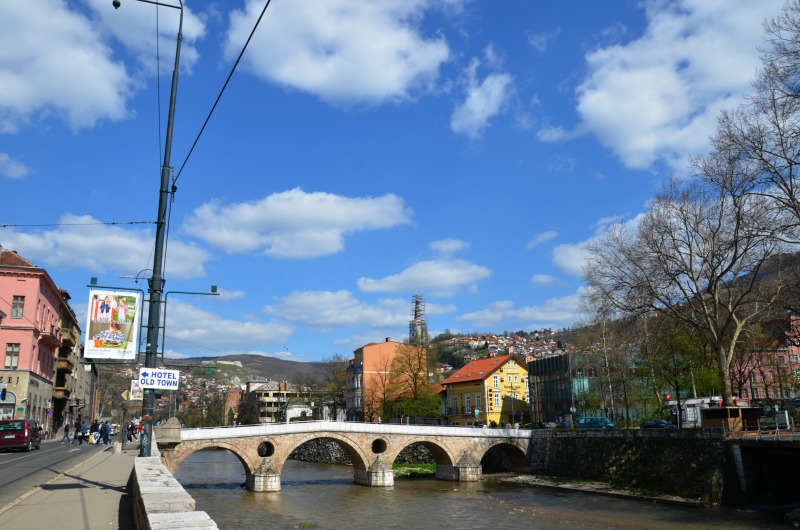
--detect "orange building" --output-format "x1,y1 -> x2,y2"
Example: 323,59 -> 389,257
345,338 -> 404,421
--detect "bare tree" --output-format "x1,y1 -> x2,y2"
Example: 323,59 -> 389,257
363,351 -> 394,422
584,177 -> 783,406
320,354 -> 349,420
390,342 -> 440,420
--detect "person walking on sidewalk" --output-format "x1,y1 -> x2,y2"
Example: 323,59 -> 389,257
101,421 -> 111,445
60,421 -> 70,444
72,419 -> 83,445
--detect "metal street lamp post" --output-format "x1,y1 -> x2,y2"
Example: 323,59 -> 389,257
113,0 -> 183,458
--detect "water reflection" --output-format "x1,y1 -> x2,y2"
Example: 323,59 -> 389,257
174,449 -> 788,530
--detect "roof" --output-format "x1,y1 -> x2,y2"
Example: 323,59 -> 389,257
441,354 -> 520,385
0,249 -> 36,267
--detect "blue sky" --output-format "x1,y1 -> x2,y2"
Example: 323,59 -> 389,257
0,0 -> 785,362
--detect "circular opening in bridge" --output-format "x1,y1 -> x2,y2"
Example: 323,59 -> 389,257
371,439 -> 387,454
257,441 -> 275,457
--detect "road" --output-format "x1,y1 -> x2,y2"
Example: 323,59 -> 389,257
0,437 -> 114,508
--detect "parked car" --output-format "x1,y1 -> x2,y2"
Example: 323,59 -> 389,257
0,419 -> 42,451
576,416 -> 615,429
640,419 -> 677,429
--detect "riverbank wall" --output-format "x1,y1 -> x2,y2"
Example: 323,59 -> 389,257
130,433 -> 220,530
526,428 -> 725,503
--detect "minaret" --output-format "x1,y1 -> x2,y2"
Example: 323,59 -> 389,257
409,294 -> 429,345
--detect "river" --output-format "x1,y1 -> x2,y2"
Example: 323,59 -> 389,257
174,449 -> 790,529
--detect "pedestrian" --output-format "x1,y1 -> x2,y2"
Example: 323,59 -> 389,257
73,419 -> 83,445
60,421 -> 71,444
101,421 -> 111,445
90,419 -> 100,445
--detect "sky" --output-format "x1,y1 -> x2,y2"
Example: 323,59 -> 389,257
0,0 -> 787,362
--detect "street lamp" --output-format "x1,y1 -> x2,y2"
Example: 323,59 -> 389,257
113,0 -> 183,458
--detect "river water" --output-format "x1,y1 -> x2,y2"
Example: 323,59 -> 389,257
174,450 -> 789,529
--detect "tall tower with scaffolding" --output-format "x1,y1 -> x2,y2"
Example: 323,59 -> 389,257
409,294 -> 429,345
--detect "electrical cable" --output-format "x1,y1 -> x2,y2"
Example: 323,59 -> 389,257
173,0 -> 273,184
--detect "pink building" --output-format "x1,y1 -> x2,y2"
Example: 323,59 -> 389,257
731,316 -> 800,403
0,249 -> 64,425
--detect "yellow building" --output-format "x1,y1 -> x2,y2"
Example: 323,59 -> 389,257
441,354 -> 529,427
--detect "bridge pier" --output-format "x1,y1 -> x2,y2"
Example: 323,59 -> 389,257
246,458 -> 281,492
435,453 -> 482,482
354,455 -> 394,487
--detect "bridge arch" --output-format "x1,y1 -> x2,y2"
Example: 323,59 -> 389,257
384,437 -> 457,468
480,441 -> 531,473
166,439 -> 258,478
278,432 -> 372,473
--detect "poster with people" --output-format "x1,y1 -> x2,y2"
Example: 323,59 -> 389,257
130,380 -> 143,401
84,290 -> 141,360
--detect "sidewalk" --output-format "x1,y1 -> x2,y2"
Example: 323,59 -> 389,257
0,439 -> 138,530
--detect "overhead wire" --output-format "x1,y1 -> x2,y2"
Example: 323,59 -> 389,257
173,0 -> 274,184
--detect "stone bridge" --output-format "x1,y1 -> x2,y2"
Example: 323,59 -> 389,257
155,420 -> 532,492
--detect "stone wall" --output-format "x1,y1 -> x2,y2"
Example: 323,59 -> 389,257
527,429 -> 725,502
131,433 -> 220,530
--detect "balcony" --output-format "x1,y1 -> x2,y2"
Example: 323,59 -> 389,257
60,326 -> 80,347
56,356 -> 75,373
52,387 -> 72,400
38,325 -> 62,348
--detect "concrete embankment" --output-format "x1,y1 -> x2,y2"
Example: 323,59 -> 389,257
131,434 -> 220,530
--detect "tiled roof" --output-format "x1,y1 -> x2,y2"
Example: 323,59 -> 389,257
441,354 -> 515,385
0,249 -> 36,267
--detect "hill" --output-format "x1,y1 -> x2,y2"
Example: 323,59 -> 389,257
176,354 -> 324,383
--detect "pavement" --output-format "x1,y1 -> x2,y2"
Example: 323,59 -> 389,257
0,437 -> 138,530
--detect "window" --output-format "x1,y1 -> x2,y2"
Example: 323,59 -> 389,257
493,375 -> 499,389
5,344 -> 20,369
494,394 -> 500,408
11,296 -> 24,318
779,356 -> 787,365
465,394 -> 471,412
475,393 -> 481,412
451,396 -> 458,414
791,355 -> 799,362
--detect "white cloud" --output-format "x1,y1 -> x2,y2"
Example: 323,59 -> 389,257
0,3 -> 130,133
86,0 -> 206,75
224,0 -> 453,104
0,2 -> 206,134
215,289 -> 246,302
264,290 -> 409,331
0,214 -> 210,279
451,54 -> 513,139
551,242 -> 589,278
457,294 -> 580,328
457,300 -> 514,327
164,300 -> 294,354
429,238 -> 469,257
531,274 -> 558,286
527,28 -> 561,54
357,259 -> 491,296
573,0 -> 783,170
536,125 -> 570,142
182,188 -> 413,258
551,213 -> 644,278
0,154 -> 30,179
526,230 -> 557,249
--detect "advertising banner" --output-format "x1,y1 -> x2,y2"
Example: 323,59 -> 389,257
130,379 -> 143,401
84,290 -> 141,360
